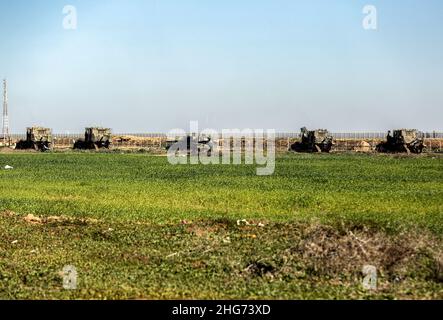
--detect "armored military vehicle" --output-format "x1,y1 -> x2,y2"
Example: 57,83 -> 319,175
74,127 -> 112,150
15,127 -> 52,152
376,129 -> 424,154
165,135 -> 215,156
291,127 -> 334,153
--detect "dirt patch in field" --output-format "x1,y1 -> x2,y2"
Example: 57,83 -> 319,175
0,147 -> 16,154
1,210 -> 18,217
19,213 -> 99,226
23,214 -> 43,225
0,147 -> 39,154
185,219 -> 231,238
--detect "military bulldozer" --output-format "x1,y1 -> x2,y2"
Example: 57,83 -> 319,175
376,129 -> 425,154
165,135 -> 215,156
15,127 -> 52,152
74,127 -> 112,150
291,127 -> 334,153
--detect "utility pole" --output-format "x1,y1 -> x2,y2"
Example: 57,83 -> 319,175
2,79 -> 10,145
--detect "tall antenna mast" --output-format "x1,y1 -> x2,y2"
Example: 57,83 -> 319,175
2,79 -> 10,145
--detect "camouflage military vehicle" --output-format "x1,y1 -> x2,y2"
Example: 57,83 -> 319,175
15,127 -> 52,152
74,127 -> 112,150
376,129 -> 424,154
291,127 -> 334,153
165,135 -> 214,156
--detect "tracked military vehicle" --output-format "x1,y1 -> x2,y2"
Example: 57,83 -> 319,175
291,127 -> 334,153
376,129 -> 424,154
165,135 -> 215,156
74,127 -> 112,150
15,127 -> 52,152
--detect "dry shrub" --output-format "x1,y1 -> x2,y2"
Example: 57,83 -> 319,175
291,224 -> 442,282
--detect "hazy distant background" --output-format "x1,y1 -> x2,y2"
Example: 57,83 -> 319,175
0,0 -> 442,133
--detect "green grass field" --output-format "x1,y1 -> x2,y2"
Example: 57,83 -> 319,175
0,152 -> 442,299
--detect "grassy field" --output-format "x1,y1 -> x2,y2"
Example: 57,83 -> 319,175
0,152 -> 442,299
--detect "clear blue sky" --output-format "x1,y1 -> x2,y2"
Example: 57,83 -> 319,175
0,0 -> 442,133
